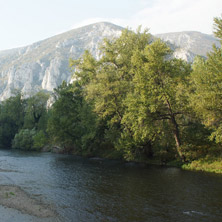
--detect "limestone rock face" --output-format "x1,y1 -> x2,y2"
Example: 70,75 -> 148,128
0,22 -> 122,100
0,23 -> 219,101
156,31 -> 220,62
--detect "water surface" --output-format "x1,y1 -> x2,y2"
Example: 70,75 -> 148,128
0,150 -> 222,222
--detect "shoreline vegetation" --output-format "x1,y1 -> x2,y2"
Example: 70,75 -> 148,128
0,16 -> 222,175
46,145 -> 222,174
182,158 -> 222,174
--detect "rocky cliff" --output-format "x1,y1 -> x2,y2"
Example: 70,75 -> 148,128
0,22 -> 122,100
156,31 -> 220,62
0,23 -> 219,101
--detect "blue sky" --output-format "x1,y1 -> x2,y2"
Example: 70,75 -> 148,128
0,0 -> 221,51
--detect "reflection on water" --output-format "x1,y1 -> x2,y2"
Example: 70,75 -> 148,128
0,149 -> 222,222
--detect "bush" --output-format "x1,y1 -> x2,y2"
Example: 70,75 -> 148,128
12,129 -> 36,150
12,129 -> 47,151
33,130 -> 48,150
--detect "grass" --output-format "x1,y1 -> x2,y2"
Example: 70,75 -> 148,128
5,192 -> 15,198
182,157 -> 222,174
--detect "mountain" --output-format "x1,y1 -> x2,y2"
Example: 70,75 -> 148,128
0,23 -> 220,101
156,31 -> 220,62
0,22 -> 122,100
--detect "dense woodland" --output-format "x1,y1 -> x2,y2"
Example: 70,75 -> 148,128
0,16 -> 222,169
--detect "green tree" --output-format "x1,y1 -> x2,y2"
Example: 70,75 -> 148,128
0,92 -> 25,148
121,40 -> 191,161
72,28 -> 152,150
33,130 -> 48,150
213,15 -> 222,40
12,128 -> 36,150
23,91 -> 49,130
189,16 -> 222,144
47,81 -> 97,153
72,28 -> 192,161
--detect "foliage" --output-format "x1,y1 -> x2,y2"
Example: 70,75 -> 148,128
23,91 -> 49,130
213,15 -> 222,40
189,17 -> 222,145
12,129 -> 36,150
1,16 -> 222,170
33,130 -> 48,150
70,28 -> 152,157
121,40 -> 192,161
72,28 -> 193,161
182,157 -> 222,174
12,128 -> 47,151
0,91 -> 49,150
47,81 -> 98,153
0,92 -> 25,148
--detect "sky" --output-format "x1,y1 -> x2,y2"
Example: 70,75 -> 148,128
0,0 -> 221,51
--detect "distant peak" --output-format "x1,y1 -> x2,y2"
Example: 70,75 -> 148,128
74,21 -> 124,30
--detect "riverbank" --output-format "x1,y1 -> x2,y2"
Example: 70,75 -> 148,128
135,158 -> 222,174
47,145 -> 222,174
84,150 -> 222,174
0,185 -> 57,220
182,157 -> 222,174
83,147 -> 222,174
11,145 -> 222,174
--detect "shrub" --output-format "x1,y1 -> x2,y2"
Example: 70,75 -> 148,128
12,129 -> 36,150
33,130 -> 48,150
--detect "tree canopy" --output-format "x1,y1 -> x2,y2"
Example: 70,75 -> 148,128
0,16 -> 222,168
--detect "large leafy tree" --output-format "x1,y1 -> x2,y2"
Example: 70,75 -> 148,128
23,91 -> 50,130
190,16 -> 222,144
72,28 -> 191,161
121,40 -> 191,161
72,28 -> 151,148
47,81 -> 97,152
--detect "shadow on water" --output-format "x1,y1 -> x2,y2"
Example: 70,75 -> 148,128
0,149 -> 222,221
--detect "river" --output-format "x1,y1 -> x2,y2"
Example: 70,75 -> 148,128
0,149 -> 222,222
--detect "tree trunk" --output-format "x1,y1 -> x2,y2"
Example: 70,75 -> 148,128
143,141 -> 153,158
165,97 -> 185,162
170,114 -> 185,162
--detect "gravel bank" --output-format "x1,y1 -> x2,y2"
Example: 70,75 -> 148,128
0,185 -> 58,221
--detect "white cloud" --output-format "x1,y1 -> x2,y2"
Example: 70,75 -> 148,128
72,0 -> 222,35
129,0 -> 222,34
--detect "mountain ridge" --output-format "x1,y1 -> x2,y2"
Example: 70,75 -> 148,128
0,22 -> 220,101
156,31 -> 220,57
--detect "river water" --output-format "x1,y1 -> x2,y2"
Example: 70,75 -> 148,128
0,149 -> 222,222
